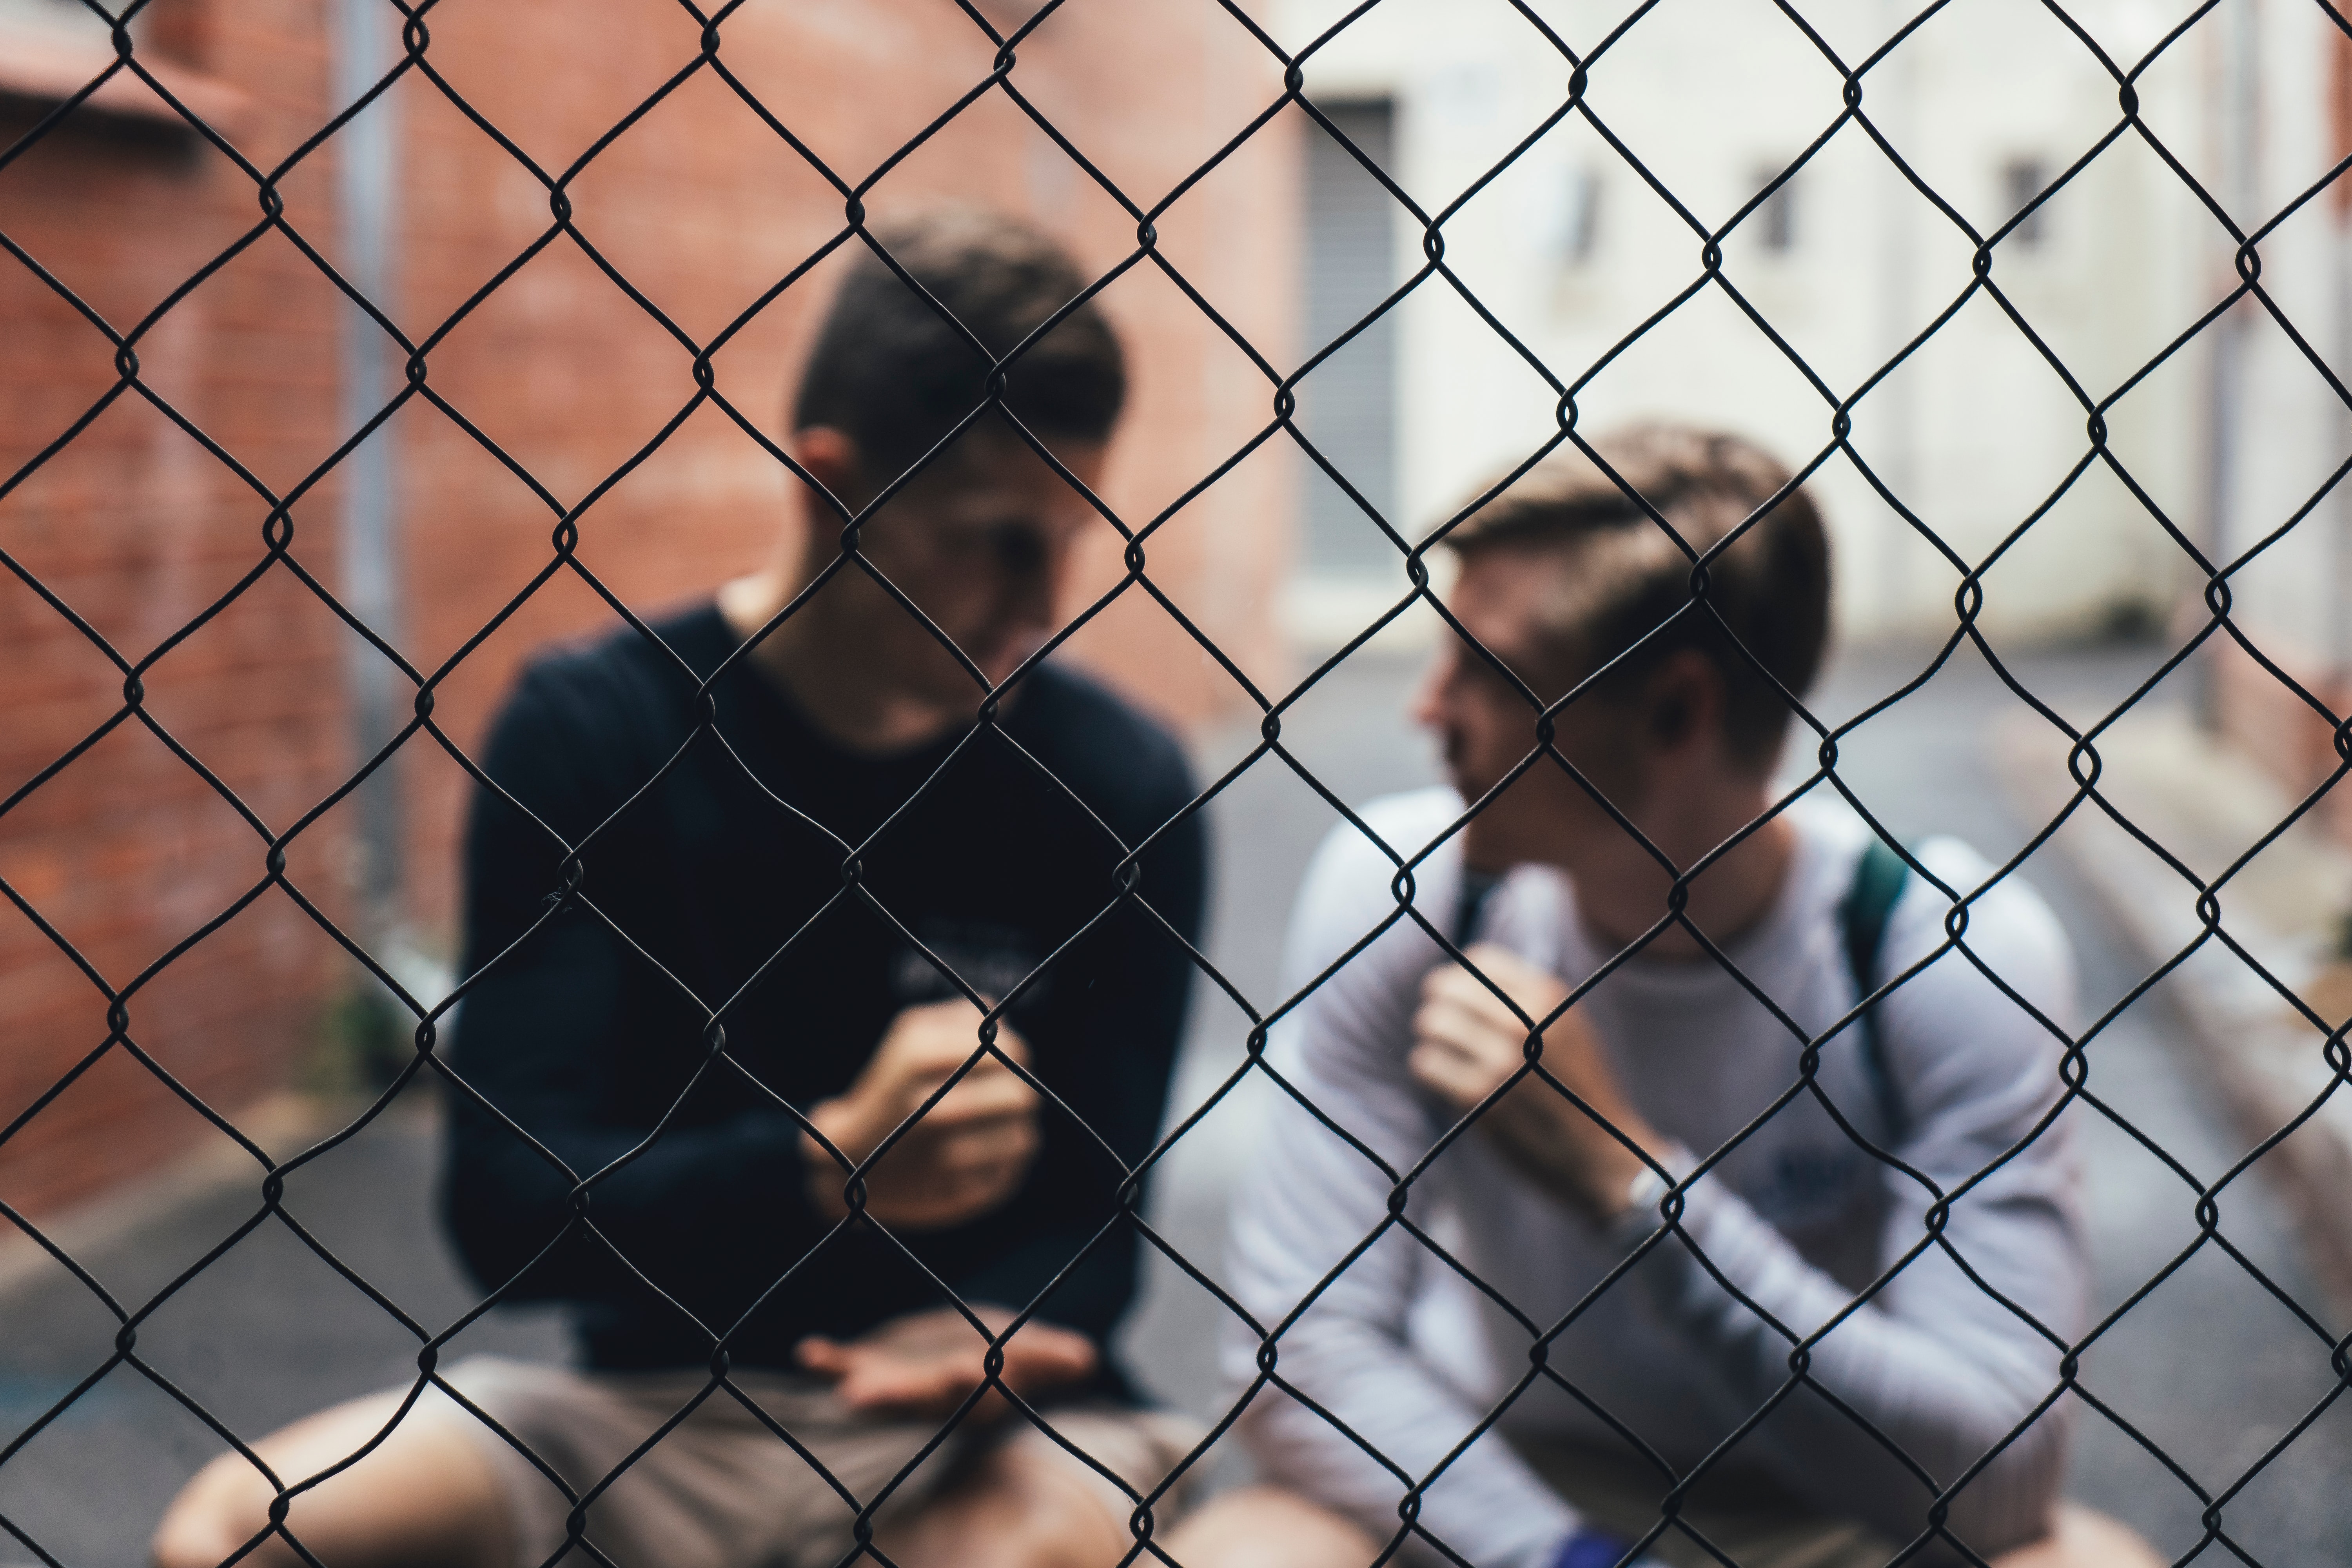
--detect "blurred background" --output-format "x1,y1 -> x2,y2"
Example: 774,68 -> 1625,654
5,0 -> 2352,1560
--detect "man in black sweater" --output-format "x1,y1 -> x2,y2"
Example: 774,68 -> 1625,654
154,209 -> 1212,1568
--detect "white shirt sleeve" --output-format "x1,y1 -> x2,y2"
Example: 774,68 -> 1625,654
1633,840 -> 2087,1559
1222,799 -> 1584,1568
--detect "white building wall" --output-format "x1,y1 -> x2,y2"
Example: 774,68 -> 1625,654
1273,0 -> 2267,646
2213,0 -> 2352,684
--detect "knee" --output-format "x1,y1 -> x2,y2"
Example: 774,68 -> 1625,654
151,1454 -> 290,1568
1990,1504 -> 2163,1568
1160,1485 -> 1378,1568
975,1444 -> 1135,1568
885,1443 -> 1131,1568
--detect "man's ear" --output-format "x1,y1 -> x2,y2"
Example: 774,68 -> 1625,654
792,426 -> 866,522
1641,649 -> 1725,755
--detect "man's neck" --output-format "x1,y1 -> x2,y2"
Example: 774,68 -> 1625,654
715,569 -> 966,756
1566,803 -> 1796,962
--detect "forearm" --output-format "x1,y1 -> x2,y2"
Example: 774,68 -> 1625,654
1229,1078 -> 1581,1568
1239,813 -> 1592,1564
947,1218 -> 1135,1346
442,1096 -> 827,1306
1643,1181 -> 2071,1557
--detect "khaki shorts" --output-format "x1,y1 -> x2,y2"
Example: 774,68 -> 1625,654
414,1356 -> 1206,1568
1516,1439 -> 1895,1568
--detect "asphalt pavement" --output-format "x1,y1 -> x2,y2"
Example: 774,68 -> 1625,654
3,635 -> 2346,1565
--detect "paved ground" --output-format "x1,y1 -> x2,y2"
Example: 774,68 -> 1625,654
4,637 -> 2348,1564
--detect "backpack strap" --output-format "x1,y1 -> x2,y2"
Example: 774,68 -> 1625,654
1454,871 -> 1499,948
1837,837 -> 1912,1143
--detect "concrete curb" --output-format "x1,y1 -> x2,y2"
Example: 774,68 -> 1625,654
1993,708 -> 2352,1315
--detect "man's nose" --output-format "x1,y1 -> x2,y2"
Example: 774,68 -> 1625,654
1407,648 -> 1456,731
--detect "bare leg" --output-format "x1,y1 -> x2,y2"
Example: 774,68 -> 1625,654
1150,1491 -> 2154,1568
151,1389 -> 511,1568
1157,1486 -> 1381,1568
1989,1505 -> 2164,1568
881,1448 -> 1377,1568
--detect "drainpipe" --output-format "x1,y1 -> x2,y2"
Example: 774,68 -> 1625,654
2331,24 -> 2352,698
1875,0 -> 1918,639
2199,0 -> 2258,730
331,0 -> 412,1027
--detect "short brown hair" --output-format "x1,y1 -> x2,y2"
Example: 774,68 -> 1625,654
791,207 -> 1126,488
1441,424 -> 1830,765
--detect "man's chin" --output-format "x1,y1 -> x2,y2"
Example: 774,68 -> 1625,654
973,637 -> 1048,691
974,660 -> 1034,695
1459,845 -> 1514,877
1446,767 -> 1504,811
916,648 -> 1028,704
1457,818 -> 1517,877
1457,796 -> 1553,875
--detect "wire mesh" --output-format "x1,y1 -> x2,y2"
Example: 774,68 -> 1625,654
3,0 -> 2351,1566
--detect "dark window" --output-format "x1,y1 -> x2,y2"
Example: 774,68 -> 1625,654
1300,100 -> 1401,577
2004,157 -> 2049,246
1563,167 -> 1603,265
1752,165 -> 1797,254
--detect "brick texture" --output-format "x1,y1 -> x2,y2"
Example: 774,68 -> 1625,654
0,0 -> 350,1221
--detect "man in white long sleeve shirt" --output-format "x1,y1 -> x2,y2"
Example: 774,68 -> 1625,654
1220,428 -> 2154,1568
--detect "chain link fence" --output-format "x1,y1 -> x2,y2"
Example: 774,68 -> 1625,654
4,0 -> 2352,1565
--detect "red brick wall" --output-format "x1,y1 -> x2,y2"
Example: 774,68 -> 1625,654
0,0 -> 348,1217
0,1 -> 1295,1218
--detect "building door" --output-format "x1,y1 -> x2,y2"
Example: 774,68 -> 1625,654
1300,100 -> 1400,586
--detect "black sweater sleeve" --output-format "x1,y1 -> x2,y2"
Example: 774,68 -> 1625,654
944,757 -> 1208,1344
437,664 -> 831,1325
439,650 -> 1207,1364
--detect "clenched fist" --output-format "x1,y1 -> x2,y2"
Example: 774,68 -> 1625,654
1409,942 -> 1662,1221
803,998 -> 1040,1230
